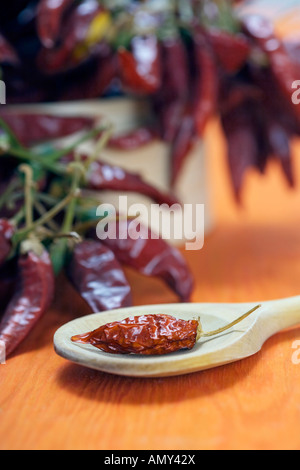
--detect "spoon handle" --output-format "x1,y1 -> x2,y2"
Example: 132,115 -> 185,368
260,296 -> 300,336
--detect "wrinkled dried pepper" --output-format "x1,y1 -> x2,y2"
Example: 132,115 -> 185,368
0,242 -> 55,356
86,160 -> 179,207
98,220 -> 194,303
108,127 -> 158,151
71,306 -> 261,355
36,0 -> 75,48
0,112 -> 95,147
67,240 -> 132,313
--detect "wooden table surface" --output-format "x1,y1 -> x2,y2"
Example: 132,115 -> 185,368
1,118 -> 300,450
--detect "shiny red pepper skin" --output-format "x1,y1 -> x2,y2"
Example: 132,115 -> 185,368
265,118 -> 294,187
0,219 -> 14,266
118,35 -> 162,95
37,0 -> 103,74
243,15 -> 298,119
99,220 -> 194,303
67,240 -> 132,313
86,160 -> 179,207
0,247 -> 55,357
193,28 -> 218,137
36,0 -> 75,48
71,314 -> 199,355
62,51 -> 117,100
0,112 -> 94,147
221,102 -> 259,202
108,127 -> 158,151
154,35 -> 189,143
170,108 -> 196,186
206,28 -> 250,74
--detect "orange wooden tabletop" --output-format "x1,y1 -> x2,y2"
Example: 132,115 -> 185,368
1,117 -> 300,451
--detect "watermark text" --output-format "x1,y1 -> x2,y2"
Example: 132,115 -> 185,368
95,197 -> 205,251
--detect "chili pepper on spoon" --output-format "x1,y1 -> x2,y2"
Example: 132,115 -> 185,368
71,306 -> 261,356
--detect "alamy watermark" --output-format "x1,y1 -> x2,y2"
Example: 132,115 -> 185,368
95,196 -> 205,251
291,340 -> 300,365
292,81 -> 300,105
0,340 -> 6,365
0,80 -> 6,104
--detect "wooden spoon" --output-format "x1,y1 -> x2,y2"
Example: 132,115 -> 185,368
53,296 -> 300,378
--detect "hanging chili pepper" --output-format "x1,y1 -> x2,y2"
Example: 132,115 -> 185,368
0,241 -> 55,357
67,239 -> 132,313
265,118 -> 295,187
160,34 -> 190,102
36,0 -> 75,48
0,219 -> 15,266
193,27 -> 219,137
0,33 -> 19,65
98,220 -> 194,302
170,107 -> 196,186
108,127 -> 158,151
71,306 -> 261,356
86,160 -> 179,207
154,34 -> 190,143
0,112 -> 95,147
118,35 -> 162,95
61,50 -> 117,100
221,102 -> 259,202
206,28 -> 250,74
37,0 -> 106,74
242,15 -> 299,119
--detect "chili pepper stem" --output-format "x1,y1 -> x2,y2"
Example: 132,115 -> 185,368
19,164 -> 34,228
83,122 -> 114,169
197,305 -> 261,340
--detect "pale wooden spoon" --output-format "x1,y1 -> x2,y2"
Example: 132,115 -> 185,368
53,296 -> 300,378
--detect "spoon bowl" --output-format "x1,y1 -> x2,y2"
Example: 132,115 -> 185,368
53,296 -> 300,377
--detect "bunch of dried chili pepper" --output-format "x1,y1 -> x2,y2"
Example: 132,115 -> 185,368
0,105 -> 194,359
0,0 -> 299,196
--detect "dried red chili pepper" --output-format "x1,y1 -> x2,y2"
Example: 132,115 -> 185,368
170,107 -> 196,186
98,220 -> 194,303
242,15 -> 298,118
36,0 -> 75,48
86,160 -> 179,207
61,51 -> 117,101
0,242 -> 55,356
71,306 -> 261,356
160,35 -> 190,103
221,102 -> 259,202
206,28 -> 250,74
37,0 -> 104,74
72,314 -> 199,355
0,112 -> 94,147
118,35 -> 162,95
265,118 -> 295,187
0,219 -> 14,266
108,127 -> 158,151
153,35 -> 190,143
67,240 -> 132,313
193,28 -> 218,137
